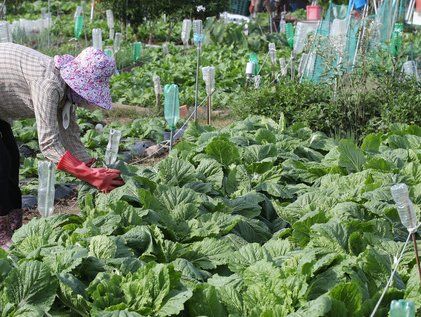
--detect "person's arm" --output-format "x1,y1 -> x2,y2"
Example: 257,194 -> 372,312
31,80 -> 67,163
31,80 -> 124,192
59,104 -> 92,163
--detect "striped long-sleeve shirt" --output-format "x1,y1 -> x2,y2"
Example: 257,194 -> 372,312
0,43 -> 90,163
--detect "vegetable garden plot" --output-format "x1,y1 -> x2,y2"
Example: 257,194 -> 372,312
1,116 -> 420,316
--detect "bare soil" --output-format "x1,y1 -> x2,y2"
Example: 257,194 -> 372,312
23,104 -> 235,220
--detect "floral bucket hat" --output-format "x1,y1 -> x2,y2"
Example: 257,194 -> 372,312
54,47 -> 116,110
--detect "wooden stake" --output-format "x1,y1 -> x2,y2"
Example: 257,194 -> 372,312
412,233 -> 421,283
206,95 -> 211,125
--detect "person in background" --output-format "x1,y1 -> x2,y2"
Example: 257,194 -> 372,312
0,43 -> 125,250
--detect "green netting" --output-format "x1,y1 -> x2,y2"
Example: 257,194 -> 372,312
343,18 -> 361,71
375,0 -> 399,44
301,0 -> 402,83
302,2 -> 337,82
230,0 -> 250,16
332,4 -> 348,19
398,0 -> 409,22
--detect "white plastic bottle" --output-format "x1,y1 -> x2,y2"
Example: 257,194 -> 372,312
38,161 -> 56,217
92,28 -> 103,50
391,183 -> 418,231
105,129 -> 122,165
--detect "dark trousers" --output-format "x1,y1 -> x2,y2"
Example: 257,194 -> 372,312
0,120 -> 21,216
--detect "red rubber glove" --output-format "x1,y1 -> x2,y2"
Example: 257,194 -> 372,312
86,157 -> 97,167
57,151 -> 125,193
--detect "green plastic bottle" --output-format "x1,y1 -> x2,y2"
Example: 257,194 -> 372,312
164,84 -> 180,131
133,42 -> 142,62
390,300 -> 415,317
74,15 -> 84,39
285,23 -> 294,49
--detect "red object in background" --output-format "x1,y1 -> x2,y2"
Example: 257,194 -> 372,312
249,0 -> 256,14
417,0 -> 421,12
307,5 -> 322,20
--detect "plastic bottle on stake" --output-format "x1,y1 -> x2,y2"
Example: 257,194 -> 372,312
391,183 -> 418,231
38,161 -> 56,217
402,61 -> 418,80
164,84 -> 180,132
181,19 -> 192,47
162,42 -> 169,56
153,75 -> 163,115
114,32 -> 122,53
133,42 -> 142,62
202,66 -> 215,96
202,66 -> 215,124
193,19 -> 203,121
106,9 -> 115,40
193,19 -> 203,46
280,58 -> 288,77
268,43 -> 276,65
105,129 -> 122,165
254,75 -> 261,88
95,123 -> 104,133
246,62 -> 255,78
92,28 -> 102,50
74,15 -> 84,39
74,5 -> 83,19
285,23 -> 294,48
153,75 -> 163,96
279,12 -> 286,33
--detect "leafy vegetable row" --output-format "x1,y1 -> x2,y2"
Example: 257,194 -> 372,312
1,116 -> 420,316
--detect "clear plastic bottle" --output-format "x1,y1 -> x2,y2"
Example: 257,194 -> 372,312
402,61 -> 419,80
105,129 -> 122,165
106,9 -> 115,39
390,299 -> 415,317
114,32 -> 122,53
181,19 -> 192,46
268,43 -> 276,65
390,183 -> 418,231
254,75 -> 261,88
153,75 -> 162,95
193,19 -> 203,45
162,42 -> 169,56
74,5 -> 83,19
92,28 -> 102,50
38,161 -> 56,217
202,66 -> 215,95
279,12 -> 286,33
95,123 -> 104,133
279,58 -> 288,77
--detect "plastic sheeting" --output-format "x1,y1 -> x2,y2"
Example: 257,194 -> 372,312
293,21 -> 319,54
